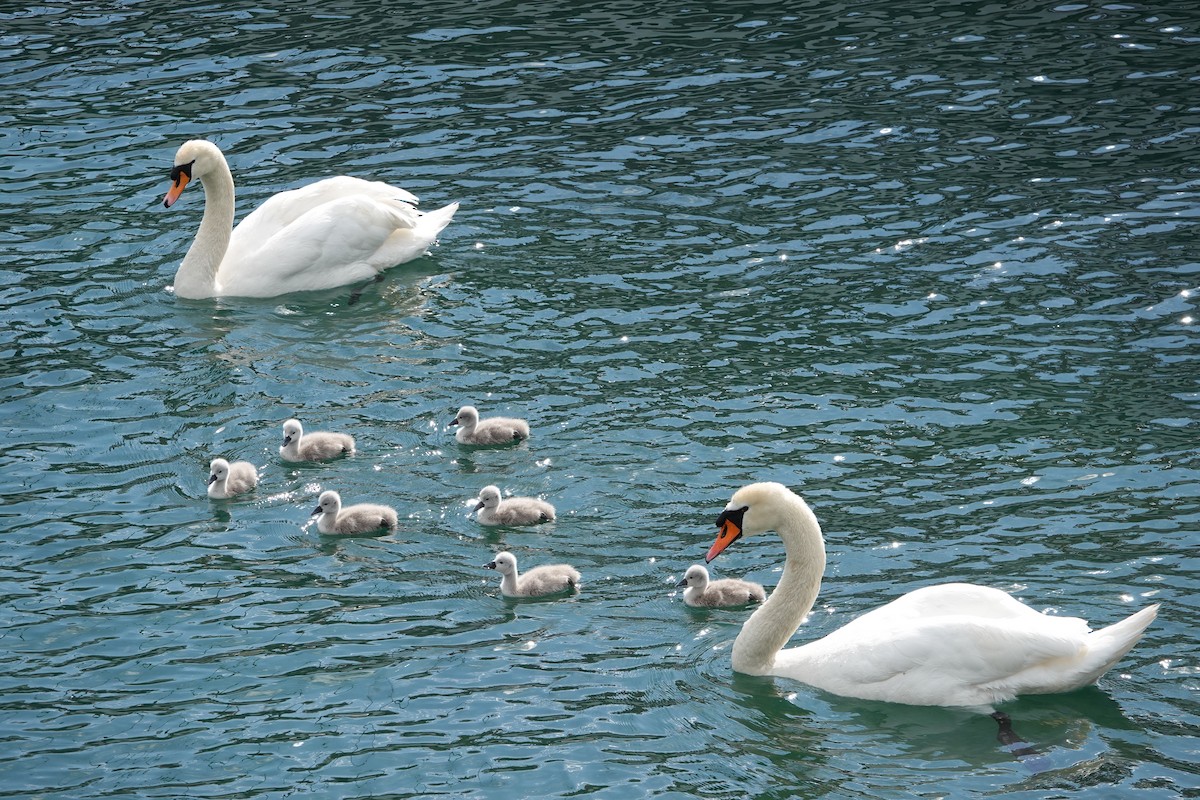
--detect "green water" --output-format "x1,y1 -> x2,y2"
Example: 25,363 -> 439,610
1,1 -> 1197,798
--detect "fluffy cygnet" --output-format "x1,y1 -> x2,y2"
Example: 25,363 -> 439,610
310,490 -> 398,535
677,564 -> 766,608
207,457 -> 258,499
451,405 -> 529,445
485,551 -> 581,598
279,418 -> 355,462
473,485 -> 556,526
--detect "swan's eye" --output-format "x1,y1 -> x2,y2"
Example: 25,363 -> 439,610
169,160 -> 194,184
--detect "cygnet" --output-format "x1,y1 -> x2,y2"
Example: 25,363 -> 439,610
310,490 -> 398,535
677,564 -> 766,607
207,457 -> 258,499
451,405 -> 530,445
485,551 -> 581,597
473,485 -> 556,526
280,418 -> 355,462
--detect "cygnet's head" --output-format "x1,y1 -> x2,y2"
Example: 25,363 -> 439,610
474,485 -> 502,511
281,418 -> 303,447
164,139 -> 227,208
452,405 -> 479,427
312,490 -> 342,517
485,551 -> 517,575
208,458 -> 231,485
677,564 -> 710,589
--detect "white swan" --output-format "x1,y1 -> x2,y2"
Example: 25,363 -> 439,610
473,485 -> 556,526
163,140 -> 459,299
280,418 -> 355,462
705,482 -> 1159,709
485,551 -> 581,597
451,405 -> 529,445
310,490 -> 398,535
677,564 -> 766,607
207,457 -> 257,499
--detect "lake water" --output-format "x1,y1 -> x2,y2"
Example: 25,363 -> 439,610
2,1 -> 1197,798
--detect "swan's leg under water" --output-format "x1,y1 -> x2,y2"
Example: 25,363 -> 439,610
348,273 -> 387,306
991,711 -> 1053,773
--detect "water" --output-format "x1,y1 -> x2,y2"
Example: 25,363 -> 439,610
2,1 -> 1197,797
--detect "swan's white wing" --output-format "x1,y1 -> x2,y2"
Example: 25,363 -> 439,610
216,196 -> 418,296
780,615 -> 1088,706
227,177 -> 419,265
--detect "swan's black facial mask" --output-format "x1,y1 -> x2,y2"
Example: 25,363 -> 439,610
706,505 -> 747,563
169,160 -> 194,185
164,160 -> 195,208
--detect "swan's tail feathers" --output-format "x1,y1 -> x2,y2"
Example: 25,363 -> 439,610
417,201 -> 459,240
1080,603 -> 1159,685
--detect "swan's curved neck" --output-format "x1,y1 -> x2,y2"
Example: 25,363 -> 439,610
174,161 -> 235,299
731,495 -> 827,674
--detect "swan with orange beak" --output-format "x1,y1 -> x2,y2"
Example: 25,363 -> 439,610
703,482 -> 1158,711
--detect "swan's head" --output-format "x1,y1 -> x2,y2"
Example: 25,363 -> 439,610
208,457 -> 230,485
475,485 -> 502,511
707,482 -> 801,563
452,405 -> 479,428
312,490 -> 342,517
164,139 -> 227,208
677,564 -> 710,589
282,418 -> 303,448
485,551 -> 517,575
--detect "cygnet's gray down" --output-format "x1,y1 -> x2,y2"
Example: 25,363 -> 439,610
451,405 -> 529,445
473,485 -> 556,526
485,551 -> 581,597
207,457 -> 258,499
311,490 -> 398,535
677,564 -> 766,607
280,418 -> 355,462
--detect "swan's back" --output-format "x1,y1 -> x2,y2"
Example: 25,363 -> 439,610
483,497 -> 556,526
687,578 -> 767,608
295,431 -> 355,461
518,564 -> 581,597
771,587 -> 1159,707
457,415 -> 530,445
227,176 -> 419,262
327,502 -> 398,535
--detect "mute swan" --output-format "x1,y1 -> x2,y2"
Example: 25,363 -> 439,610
678,564 -> 766,607
207,457 -> 257,499
311,490 -> 398,535
485,551 -> 580,597
706,482 -> 1159,710
162,139 -> 458,299
473,485 -> 556,526
280,418 -> 355,462
451,405 -> 529,445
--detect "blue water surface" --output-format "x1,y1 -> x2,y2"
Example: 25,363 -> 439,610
1,2 -> 1197,798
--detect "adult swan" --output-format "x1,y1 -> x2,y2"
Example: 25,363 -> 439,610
706,482 -> 1158,711
162,140 -> 458,299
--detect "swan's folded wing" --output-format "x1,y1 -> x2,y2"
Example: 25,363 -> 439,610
227,177 -> 419,265
792,616 -> 1087,706
219,197 -> 418,295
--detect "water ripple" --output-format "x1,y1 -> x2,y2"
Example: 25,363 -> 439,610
1,1 -> 1197,798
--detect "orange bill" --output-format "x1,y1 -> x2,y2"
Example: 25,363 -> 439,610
163,172 -> 189,207
706,507 -> 745,563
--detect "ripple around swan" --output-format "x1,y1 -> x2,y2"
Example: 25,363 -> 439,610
1,0 -> 1198,798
